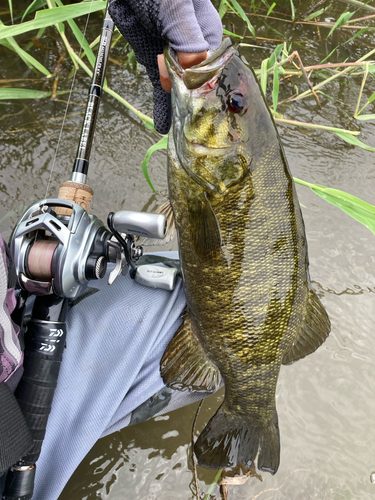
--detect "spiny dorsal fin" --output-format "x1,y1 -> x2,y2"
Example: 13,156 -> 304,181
160,311 -> 221,392
137,199 -> 176,246
189,192 -> 222,257
282,289 -> 331,366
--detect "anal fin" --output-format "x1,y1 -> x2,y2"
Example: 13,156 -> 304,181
160,312 -> 221,392
282,288 -> 331,365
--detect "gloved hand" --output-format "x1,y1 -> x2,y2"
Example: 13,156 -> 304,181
108,0 -> 223,134
0,234 -> 32,479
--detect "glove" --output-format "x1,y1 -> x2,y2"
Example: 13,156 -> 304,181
108,0 -> 223,134
0,235 -> 33,477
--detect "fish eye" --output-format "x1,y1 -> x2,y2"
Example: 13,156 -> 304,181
227,92 -> 245,113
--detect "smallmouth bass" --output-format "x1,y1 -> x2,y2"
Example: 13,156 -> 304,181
160,38 -> 330,474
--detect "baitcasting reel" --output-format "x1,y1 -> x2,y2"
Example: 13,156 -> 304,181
10,198 -> 178,299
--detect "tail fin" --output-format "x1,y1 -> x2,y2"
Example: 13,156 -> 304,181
194,404 -> 280,475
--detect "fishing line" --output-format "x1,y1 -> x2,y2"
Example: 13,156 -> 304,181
44,0 -> 96,201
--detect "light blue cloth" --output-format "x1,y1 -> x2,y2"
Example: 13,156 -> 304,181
32,252 -> 210,500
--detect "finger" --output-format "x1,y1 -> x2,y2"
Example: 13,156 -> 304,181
158,55 -> 171,93
158,51 -> 208,93
177,50 -> 207,69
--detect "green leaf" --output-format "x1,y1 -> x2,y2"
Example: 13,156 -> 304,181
2,41 -> 51,76
334,130 -> 375,151
0,21 -> 51,76
222,28 -> 243,38
290,0 -> 295,21
355,114 -> 375,121
228,0 -> 255,36
272,64 -> 279,112
294,178 -> 375,236
0,88 -> 80,100
8,0 -> 13,23
262,20 -> 284,39
266,2 -> 276,17
304,7 -> 327,21
343,27 -> 374,45
319,45 -> 339,64
261,58 -> 268,95
0,88 -> 52,99
275,117 -> 360,136
53,0 -> 96,68
203,470 -> 224,500
0,1 -> 107,40
267,43 -> 284,69
337,0 -> 375,13
141,136 -> 168,192
327,11 -> 355,38
368,91 -> 375,103
21,0 -> 46,22
319,91 -> 334,101
218,0 -> 229,18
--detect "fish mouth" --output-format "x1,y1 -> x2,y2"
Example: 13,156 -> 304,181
165,37 -> 237,90
185,140 -> 229,154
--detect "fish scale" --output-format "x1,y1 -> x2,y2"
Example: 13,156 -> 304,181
161,38 -> 330,473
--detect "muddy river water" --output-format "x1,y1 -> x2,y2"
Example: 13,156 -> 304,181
1,0 -> 375,498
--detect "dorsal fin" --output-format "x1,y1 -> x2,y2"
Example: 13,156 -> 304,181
282,289 -> 330,365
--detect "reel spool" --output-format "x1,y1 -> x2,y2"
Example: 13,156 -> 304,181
27,239 -> 59,282
24,180 -> 88,282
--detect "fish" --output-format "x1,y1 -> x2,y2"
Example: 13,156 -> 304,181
160,37 -> 330,475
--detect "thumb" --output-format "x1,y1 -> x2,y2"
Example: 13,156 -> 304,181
157,51 -> 207,93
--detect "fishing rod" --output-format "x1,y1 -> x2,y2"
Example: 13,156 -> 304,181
2,6 -> 176,499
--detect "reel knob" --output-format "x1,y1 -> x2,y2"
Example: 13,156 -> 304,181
83,253 -> 106,280
112,211 -> 167,239
94,255 -> 107,279
85,227 -> 109,282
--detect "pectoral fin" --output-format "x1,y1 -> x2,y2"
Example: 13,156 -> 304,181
282,289 -> 331,365
190,192 -> 222,257
157,199 -> 176,243
161,311 -> 221,392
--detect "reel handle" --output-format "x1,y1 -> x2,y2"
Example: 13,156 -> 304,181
112,210 -> 167,239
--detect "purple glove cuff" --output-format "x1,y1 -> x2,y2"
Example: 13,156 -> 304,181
0,235 -> 23,385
